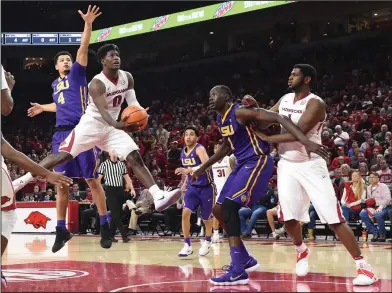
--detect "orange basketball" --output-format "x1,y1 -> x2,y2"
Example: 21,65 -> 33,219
121,105 -> 149,131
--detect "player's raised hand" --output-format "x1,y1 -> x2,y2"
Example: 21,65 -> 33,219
302,139 -> 329,161
5,72 -> 15,91
45,171 -> 73,186
78,5 -> 102,24
242,95 -> 259,108
27,102 -> 44,117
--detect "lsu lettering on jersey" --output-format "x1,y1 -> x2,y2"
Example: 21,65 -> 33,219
278,93 -> 325,162
212,155 -> 234,196
85,70 -> 130,122
181,143 -> 213,187
217,103 -> 270,166
52,62 -> 88,127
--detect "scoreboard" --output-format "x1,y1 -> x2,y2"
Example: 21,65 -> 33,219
1,33 -> 82,45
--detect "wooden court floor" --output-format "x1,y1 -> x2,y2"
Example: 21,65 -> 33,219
2,234 -> 391,292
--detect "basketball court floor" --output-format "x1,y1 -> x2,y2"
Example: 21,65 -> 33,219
2,234 -> 391,292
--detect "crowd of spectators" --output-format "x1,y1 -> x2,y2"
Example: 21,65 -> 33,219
2,30 -> 392,241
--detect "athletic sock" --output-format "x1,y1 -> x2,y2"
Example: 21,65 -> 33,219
57,220 -> 66,230
295,242 -> 307,254
354,255 -> 366,266
230,247 -> 244,272
184,238 -> 191,246
100,215 -> 108,225
205,236 -> 212,242
240,240 -> 250,259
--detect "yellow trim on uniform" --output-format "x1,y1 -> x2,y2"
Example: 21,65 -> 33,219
210,182 -> 217,219
206,169 -> 214,184
222,104 -> 234,123
245,126 -> 258,155
227,137 -> 235,150
247,156 -> 268,203
184,144 -> 197,156
252,132 -> 265,155
91,147 -> 100,179
79,86 -> 85,114
231,156 -> 263,198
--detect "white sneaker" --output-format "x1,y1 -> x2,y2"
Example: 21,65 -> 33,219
198,240 -> 212,256
212,233 -> 220,243
154,188 -> 182,212
178,243 -> 193,257
296,248 -> 310,277
352,262 -> 378,286
275,227 -> 285,235
272,232 -> 280,240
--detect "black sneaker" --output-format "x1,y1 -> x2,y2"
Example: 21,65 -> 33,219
100,223 -> 113,249
52,227 -> 73,253
110,237 -> 119,243
127,228 -> 137,236
371,234 -> 379,242
241,232 -> 252,239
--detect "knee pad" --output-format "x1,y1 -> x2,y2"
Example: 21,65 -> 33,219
222,198 -> 241,237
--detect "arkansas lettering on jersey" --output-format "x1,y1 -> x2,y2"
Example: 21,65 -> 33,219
278,92 -> 325,162
212,155 -> 233,195
52,62 -> 88,127
2,162 -> 16,211
85,70 -> 129,122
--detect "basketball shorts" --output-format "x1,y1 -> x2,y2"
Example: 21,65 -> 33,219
183,185 -> 215,220
2,210 -> 17,240
59,114 -> 139,161
277,158 -> 345,224
216,155 -> 273,208
53,130 -> 100,179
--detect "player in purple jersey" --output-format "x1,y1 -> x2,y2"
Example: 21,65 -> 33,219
175,126 -> 215,257
26,6 -> 113,251
192,85 -> 329,285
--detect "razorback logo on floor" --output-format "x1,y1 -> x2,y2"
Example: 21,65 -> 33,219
24,211 -> 52,229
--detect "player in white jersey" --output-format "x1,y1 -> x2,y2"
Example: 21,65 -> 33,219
38,44 -> 181,213
254,64 -> 377,286
211,140 -> 236,242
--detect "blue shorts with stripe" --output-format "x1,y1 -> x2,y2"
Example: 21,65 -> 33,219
52,130 -> 100,179
216,155 -> 273,207
183,184 -> 216,220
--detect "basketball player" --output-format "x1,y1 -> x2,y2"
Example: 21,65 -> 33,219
26,6 -> 115,252
192,85 -> 328,285
37,43 -> 181,213
1,64 -> 15,115
1,135 -> 72,287
252,64 -> 377,286
211,140 -> 235,242
175,126 -> 215,257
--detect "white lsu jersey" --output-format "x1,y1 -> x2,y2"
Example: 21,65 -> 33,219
212,155 -> 234,195
278,92 -> 325,162
85,70 -> 129,122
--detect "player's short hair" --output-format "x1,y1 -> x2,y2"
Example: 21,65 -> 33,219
97,44 -> 120,62
294,64 -> 317,85
215,85 -> 233,98
184,126 -> 199,137
54,51 -> 73,64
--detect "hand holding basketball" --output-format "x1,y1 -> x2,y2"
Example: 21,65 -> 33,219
120,105 -> 149,132
242,95 -> 259,108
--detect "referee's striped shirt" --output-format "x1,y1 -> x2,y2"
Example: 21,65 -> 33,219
98,159 -> 128,187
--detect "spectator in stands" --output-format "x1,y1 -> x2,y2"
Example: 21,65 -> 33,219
359,172 -> 391,242
370,152 -> 383,170
333,125 -> 349,147
348,141 -> 359,157
44,188 -> 55,201
307,204 -> 319,241
378,159 -> 392,186
360,132 -> 379,152
347,95 -> 363,112
341,171 -> 367,221
322,130 -> 335,149
69,183 -> 84,201
330,147 -> 350,170
197,127 -> 210,149
239,185 -> 277,239
80,202 -> 100,235
341,164 -> 351,181
167,141 -> 182,170
357,113 -> 373,131
374,124 -> 388,145
350,148 -> 362,169
332,168 -> 346,200
163,200 -> 183,236
365,138 -> 383,162
32,185 -> 43,202
156,123 -> 169,147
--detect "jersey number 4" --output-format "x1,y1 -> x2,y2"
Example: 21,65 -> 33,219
113,95 -> 122,107
58,93 -> 65,104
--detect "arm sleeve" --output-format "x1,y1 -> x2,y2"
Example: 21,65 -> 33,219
125,89 -> 141,107
1,65 -> 9,90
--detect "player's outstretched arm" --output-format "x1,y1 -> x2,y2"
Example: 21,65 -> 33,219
89,79 -> 139,132
1,137 -> 73,186
27,102 -> 56,117
235,106 -> 329,159
192,140 -> 231,182
76,5 -> 101,66
1,68 -> 15,116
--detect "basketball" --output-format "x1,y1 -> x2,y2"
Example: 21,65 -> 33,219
121,105 -> 149,131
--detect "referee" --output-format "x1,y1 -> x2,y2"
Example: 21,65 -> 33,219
98,151 -> 134,243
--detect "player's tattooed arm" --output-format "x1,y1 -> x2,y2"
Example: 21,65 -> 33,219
1,137 -> 73,186
192,140 -> 231,182
76,5 -> 102,66
89,79 -> 139,131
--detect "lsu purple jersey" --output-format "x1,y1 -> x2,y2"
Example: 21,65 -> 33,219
181,143 -> 213,187
51,61 -> 99,179
216,103 -> 273,207
51,62 -> 88,127
217,103 -> 270,165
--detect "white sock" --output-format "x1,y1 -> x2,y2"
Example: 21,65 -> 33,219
354,255 -> 367,267
12,172 -> 34,192
295,243 -> 307,254
213,230 -> 219,235
148,184 -> 162,200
